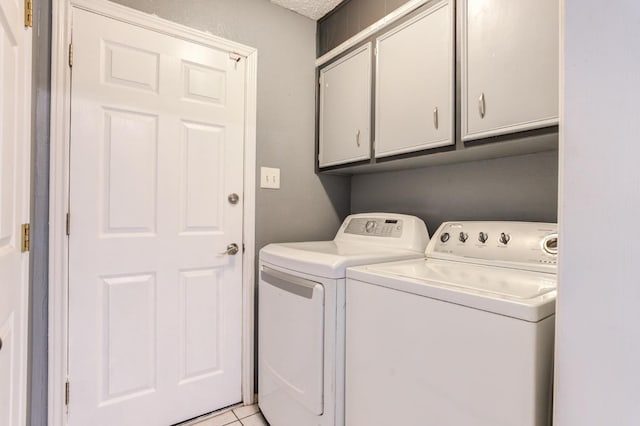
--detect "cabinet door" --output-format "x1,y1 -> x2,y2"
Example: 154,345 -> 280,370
319,43 -> 372,167
462,0 -> 559,141
375,1 -> 453,158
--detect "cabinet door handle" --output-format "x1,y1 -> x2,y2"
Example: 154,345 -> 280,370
356,129 -> 361,147
479,93 -> 486,118
433,107 -> 439,129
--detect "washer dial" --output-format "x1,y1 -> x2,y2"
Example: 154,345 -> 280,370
542,234 -> 558,255
499,233 -> 511,245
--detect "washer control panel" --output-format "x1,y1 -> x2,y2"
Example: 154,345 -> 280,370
427,221 -> 558,273
344,217 -> 404,238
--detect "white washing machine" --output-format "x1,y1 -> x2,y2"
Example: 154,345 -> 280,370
345,221 -> 558,426
258,213 -> 430,426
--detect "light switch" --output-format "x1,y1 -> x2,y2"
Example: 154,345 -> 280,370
260,167 -> 280,189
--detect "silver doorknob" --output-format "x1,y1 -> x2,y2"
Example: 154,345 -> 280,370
220,243 -> 239,256
228,193 -> 240,204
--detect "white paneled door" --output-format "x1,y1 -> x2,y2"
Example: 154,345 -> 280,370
0,0 -> 31,425
68,8 -> 245,425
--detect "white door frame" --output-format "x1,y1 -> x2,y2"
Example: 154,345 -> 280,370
48,1 -> 258,424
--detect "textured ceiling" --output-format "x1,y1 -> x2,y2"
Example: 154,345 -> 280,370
270,0 -> 344,20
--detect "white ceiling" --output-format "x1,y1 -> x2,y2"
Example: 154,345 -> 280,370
270,0 -> 345,20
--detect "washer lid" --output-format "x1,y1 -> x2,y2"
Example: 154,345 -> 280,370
260,241 -> 424,279
347,258 -> 557,322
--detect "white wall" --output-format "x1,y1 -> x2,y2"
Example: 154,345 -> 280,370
555,1 -> 640,424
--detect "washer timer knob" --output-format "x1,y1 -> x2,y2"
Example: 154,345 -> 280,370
542,234 -> 559,255
478,232 -> 488,243
499,232 -> 511,245
440,232 -> 450,243
459,232 -> 469,243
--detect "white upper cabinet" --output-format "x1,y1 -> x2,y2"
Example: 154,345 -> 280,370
319,43 -> 372,167
461,0 -> 559,141
375,1 -> 454,158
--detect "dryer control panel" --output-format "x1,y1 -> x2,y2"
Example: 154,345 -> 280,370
427,221 -> 558,274
334,213 -> 430,253
344,217 -> 404,238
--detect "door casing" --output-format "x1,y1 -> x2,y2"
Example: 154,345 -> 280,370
48,1 -> 258,424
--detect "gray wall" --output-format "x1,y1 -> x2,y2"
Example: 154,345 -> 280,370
107,0 -> 351,250
351,150 -> 558,235
318,0 -> 411,55
28,0 -> 52,424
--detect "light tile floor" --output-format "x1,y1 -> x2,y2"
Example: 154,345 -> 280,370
189,404 -> 268,426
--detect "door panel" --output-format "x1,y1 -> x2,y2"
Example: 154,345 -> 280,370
0,0 -> 31,424
103,108 -> 158,233
101,273 -> 157,402
181,122 -> 225,232
68,8 -> 245,425
179,269 -> 223,383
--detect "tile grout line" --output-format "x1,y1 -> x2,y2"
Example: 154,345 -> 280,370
226,410 -> 240,425
232,404 -> 260,420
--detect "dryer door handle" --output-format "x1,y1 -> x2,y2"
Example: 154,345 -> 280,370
261,267 -> 323,299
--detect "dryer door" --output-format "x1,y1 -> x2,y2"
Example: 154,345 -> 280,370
259,266 -> 324,415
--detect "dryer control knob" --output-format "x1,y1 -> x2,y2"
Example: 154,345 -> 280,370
478,232 -> 488,243
365,220 -> 376,233
440,232 -> 450,243
459,232 -> 469,243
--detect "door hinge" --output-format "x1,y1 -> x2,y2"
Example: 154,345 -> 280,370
20,223 -> 30,253
65,381 -> 70,405
24,0 -> 33,27
66,213 -> 70,236
68,43 -> 73,67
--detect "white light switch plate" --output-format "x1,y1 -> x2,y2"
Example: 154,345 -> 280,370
260,167 -> 280,189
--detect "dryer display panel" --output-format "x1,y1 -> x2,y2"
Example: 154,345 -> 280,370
344,218 -> 403,238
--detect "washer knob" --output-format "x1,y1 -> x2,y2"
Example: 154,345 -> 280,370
459,232 -> 469,243
499,232 -> 511,245
365,220 -> 376,233
542,234 -> 558,255
478,232 -> 488,243
440,232 -> 450,243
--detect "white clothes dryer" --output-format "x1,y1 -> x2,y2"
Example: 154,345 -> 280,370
345,221 -> 558,426
258,213 -> 430,426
